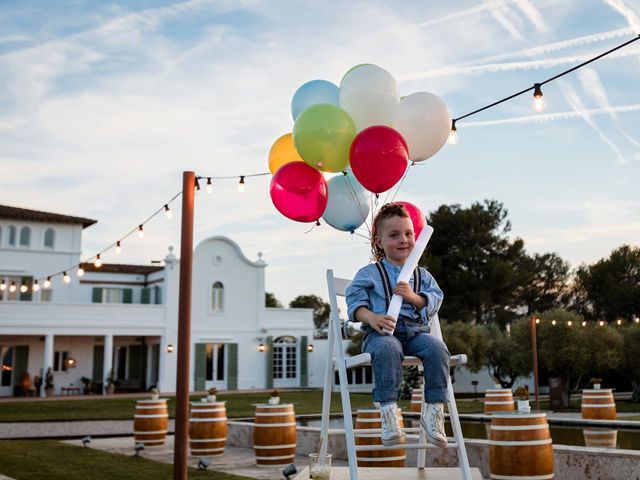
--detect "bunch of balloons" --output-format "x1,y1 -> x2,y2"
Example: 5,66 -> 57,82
269,64 -> 451,232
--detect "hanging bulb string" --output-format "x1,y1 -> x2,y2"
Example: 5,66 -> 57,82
453,33 -> 640,123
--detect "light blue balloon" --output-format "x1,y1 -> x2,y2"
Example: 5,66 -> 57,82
323,171 -> 370,232
291,80 -> 340,121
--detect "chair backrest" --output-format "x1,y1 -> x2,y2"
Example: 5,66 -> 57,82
332,276 -> 351,298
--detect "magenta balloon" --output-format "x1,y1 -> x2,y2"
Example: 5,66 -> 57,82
394,201 -> 427,239
270,162 -> 328,223
349,125 -> 408,194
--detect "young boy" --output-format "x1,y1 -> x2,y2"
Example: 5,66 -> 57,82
345,203 -> 450,448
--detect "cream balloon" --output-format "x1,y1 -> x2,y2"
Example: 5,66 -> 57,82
394,92 -> 451,162
339,64 -> 399,132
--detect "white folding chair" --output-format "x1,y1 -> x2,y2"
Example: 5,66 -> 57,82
318,269 -> 474,480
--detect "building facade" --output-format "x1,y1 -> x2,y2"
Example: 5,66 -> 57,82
0,205 -> 325,397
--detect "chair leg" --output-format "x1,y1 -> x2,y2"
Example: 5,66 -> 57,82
318,322 -> 335,460
417,401 -> 427,469
446,375 -> 473,480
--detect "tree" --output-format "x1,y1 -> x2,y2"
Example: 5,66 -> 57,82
421,200 -> 525,325
515,252 -> 571,314
620,325 -> 640,402
571,245 -> 640,321
265,292 -> 282,308
289,294 -> 331,330
441,322 -> 489,383
485,324 -> 530,388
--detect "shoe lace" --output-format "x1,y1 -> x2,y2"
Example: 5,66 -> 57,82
382,407 -> 400,435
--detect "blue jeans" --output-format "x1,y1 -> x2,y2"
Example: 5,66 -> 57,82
362,316 -> 450,404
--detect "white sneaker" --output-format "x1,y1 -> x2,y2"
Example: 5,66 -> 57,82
380,403 -> 405,446
421,403 -> 448,449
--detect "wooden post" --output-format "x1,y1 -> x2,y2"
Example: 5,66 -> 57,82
531,315 -> 540,411
173,171 -> 195,479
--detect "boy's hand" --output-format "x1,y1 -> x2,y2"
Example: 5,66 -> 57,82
394,281 -> 427,309
370,314 -> 396,335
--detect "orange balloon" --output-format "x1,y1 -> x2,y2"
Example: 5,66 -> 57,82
268,133 -> 304,174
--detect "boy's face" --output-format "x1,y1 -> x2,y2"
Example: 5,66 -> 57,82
375,215 -> 415,265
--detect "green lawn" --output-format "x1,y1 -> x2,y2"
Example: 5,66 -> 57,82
1,390 -> 637,422
0,440 -> 252,480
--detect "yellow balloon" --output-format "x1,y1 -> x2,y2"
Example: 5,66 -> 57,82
268,133 -> 304,174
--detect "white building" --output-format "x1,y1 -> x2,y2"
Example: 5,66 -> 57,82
0,204 -> 328,397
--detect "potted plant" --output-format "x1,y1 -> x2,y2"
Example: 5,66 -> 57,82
514,385 -> 530,413
590,377 -> 603,390
206,387 -> 218,403
268,389 -> 280,405
80,376 -> 92,395
105,369 -> 116,395
44,367 -> 55,397
150,387 -> 159,401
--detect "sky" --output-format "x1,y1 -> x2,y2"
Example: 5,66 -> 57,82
1,0 -> 639,306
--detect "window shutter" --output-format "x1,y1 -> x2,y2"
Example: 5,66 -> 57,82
266,336 -> 274,389
122,288 -> 133,304
92,345 -> 104,383
227,343 -> 238,390
92,288 -> 103,303
129,345 -> 143,381
154,286 -> 162,304
140,288 -> 151,304
19,277 -> 32,302
194,343 -> 206,391
13,346 -> 29,395
300,336 -> 308,387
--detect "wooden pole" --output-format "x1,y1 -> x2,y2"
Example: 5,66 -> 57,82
173,171 -> 195,479
531,315 -> 540,411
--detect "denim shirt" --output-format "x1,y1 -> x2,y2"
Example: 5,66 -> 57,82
345,259 -> 443,333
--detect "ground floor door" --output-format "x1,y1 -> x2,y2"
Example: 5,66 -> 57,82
273,338 -> 298,388
204,343 -> 227,390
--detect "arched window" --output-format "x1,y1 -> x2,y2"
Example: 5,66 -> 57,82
43,228 -> 55,248
7,226 -> 16,247
19,227 -> 30,247
211,281 -> 224,312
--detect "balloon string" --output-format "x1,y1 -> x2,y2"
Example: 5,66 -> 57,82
344,173 -> 371,237
389,162 -> 413,203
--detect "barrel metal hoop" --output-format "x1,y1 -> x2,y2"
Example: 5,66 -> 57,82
253,443 -> 297,449
489,439 -> 552,446
253,422 -> 297,427
490,424 -> 549,431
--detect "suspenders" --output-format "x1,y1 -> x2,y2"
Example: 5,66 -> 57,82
374,261 -> 421,312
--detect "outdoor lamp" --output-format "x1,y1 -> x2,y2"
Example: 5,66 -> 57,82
198,458 -> 210,471
9,281 -> 16,293
65,357 -> 77,369
166,344 -> 175,353
44,277 -> 52,288
532,83 -> 545,112
32,280 -> 40,292
138,225 -> 144,239
81,436 -> 91,448
258,343 -> 266,352
447,120 -> 458,145
238,176 -> 245,193
77,267 -> 84,277
115,241 -> 122,254
94,254 -> 102,268
0,280 -> 5,291
20,282 -> 28,293
63,272 -> 71,284
133,443 -> 145,456
307,344 -> 314,352
164,204 -> 172,219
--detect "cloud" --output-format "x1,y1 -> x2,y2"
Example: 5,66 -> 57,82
604,0 -> 640,33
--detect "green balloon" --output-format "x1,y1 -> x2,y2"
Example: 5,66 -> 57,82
292,104 -> 356,173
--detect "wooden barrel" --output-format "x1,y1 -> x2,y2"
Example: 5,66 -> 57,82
581,389 -> 616,420
410,389 -> 423,413
489,412 -> 554,479
253,403 -> 297,466
355,408 -> 406,467
583,428 -> 617,448
484,389 -> 515,413
189,401 -> 227,457
133,399 -> 168,446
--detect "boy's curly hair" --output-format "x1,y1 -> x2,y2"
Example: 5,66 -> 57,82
371,203 -> 410,261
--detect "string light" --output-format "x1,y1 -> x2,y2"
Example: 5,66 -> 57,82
20,283 -> 28,294
138,225 -> 144,239
567,320 -> 572,327
63,272 -> 71,284
582,321 -> 587,327
617,319 -> 623,326
532,83 -> 545,113
206,177 -> 213,194
635,315 -> 640,324
77,267 -> 85,277
44,277 -> 51,288
195,177 -> 201,192
94,254 -> 102,268
551,320 -> 557,326
535,318 -> 540,324
9,282 -> 16,293
115,241 -> 122,255
599,320 -> 605,327
238,176 -> 245,193
164,205 -> 172,219
32,280 -> 40,292
0,280 -> 5,292
447,120 -> 459,145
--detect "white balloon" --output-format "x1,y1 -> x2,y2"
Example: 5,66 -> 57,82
340,64 -> 399,132
394,92 -> 451,162
322,172 -> 370,232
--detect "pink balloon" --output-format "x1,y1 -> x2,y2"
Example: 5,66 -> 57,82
394,201 -> 427,239
270,162 -> 328,223
350,125 -> 408,194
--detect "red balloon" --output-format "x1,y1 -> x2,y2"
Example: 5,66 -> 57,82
270,162 -> 328,223
394,201 -> 427,239
350,126 -> 409,194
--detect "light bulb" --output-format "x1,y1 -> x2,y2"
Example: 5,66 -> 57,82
206,178 -> 213,194
617,319 -> 622,325
164,205 -> 172,219
447,120 -> 458,145
63,272 -> 71,284
581,321 -> 587,327
20,283 -> 28,293
238,176 -> 245,193
115,241 -> 122,255
195,177 -> 201,192
9,282 -> 16,293
94,254 -> 102,268
77,267 -> 85,277
551,320 -> 557,326
0,281 -> 5,292
599,320 -> 605,326
635,317 -> 640,324
567,320 -> 572,326
138,225 -> 144,239
532,83 -> 545,113
535,318 -> 540,324
33,280 -> 40,292
44,277 -> 52,288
